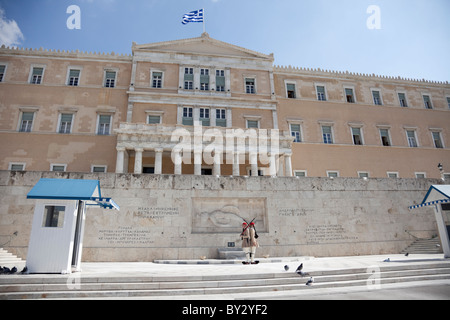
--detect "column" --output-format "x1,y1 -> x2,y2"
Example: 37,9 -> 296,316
115,147 -> 126,174
269,152 -> 277,177
213,151 -> 221,176
250,153 -> 258,177
233,152 -> 240,176
134,148 -> 143,174
174,151 -> 182,175
154,148 -> 163,175
194,150 -> 202,176
277,154 -> 284,177
284,153 -> 293,177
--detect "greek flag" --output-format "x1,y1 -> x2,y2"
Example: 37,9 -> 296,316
182,9 -> 204,25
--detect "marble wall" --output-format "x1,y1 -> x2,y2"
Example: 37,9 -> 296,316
0,171 -> 440,261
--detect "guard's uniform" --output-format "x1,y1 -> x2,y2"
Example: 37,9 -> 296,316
241,222 -> 258,264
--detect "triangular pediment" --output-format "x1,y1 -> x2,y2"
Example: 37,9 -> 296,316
133,33 -> 273,61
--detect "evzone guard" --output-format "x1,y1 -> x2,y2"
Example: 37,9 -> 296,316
241,220 -> 259,264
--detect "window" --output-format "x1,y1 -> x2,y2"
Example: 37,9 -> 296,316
379,129 -> 391,146
19,112 -> 34,132
68,69 -> 80,86
358,172 -> 369,179
9,163 -> 25,171
406,130 -> 418,148
286,83 -> 296,99
327,171 -> 339,178
447,97 -> 450,109
245,78 -> 256,94
290,124 -> 302,142
415,172 -> 426,179
143,167 -> 155,174
51,164 -> 67,172
372,90 -> 382,105
345,88 -> 355,103
387,172 -> 399,178
432,131 -> 444,149
199,108 -> 210,126
322,126 -> 333,144
30,67 -> 44,84
200,68 -> 209,91
147,115 -> 161,124
316,85 -> 326,101
423,95 -> 433,109
42,206 -> 65,228
92,165 -> 107,173
216,70 -> 225,92
59,114 -> 73,134
97,115 -> 112,135
184,68 -> 193,90
0,65 -> 5,82
247,120 -> 259,129
182,107 -> 193,126
104,71 -> 116,88
352,127 -> 363,145
398,93 -> 408,107
216,109 -> 227,127
152,72 -> 163,88
294,171 -> 307,177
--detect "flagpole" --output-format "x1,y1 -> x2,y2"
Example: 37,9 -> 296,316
203,8 -> 206,34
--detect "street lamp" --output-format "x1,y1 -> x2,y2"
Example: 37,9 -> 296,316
438,163 -> 444,182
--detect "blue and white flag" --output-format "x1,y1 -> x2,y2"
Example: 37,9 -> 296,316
182,9 -> 204,25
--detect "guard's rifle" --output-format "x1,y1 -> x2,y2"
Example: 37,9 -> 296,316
241,217 -> 256,236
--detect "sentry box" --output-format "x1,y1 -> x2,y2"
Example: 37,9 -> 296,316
26,178 -> 119,274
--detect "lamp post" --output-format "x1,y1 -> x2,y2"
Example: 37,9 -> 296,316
438,163 -> 444,182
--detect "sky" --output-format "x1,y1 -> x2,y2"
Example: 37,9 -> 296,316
0,0 -> 449,82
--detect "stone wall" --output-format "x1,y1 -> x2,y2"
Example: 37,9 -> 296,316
0,171 -> 440,262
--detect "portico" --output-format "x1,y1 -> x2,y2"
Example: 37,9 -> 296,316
114,123 -> 294,177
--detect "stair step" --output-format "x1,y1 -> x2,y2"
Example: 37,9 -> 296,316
401,237 -> 443,254
1,262 -> 449,300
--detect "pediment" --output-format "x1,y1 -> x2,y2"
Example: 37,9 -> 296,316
133,33 -> 273,61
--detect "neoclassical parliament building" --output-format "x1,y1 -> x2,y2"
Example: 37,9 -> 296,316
1,33 -> 449,179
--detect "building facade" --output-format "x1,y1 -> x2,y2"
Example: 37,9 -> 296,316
1,33 -> 450,179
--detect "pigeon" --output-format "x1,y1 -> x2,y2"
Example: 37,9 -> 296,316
383,258 -> 390,262
284,265 -> 289,271
0,266 -> 3,274
10,267 -> 17,274
20,266 -> 28,274
2,267 -> 10,274
296,263 -> 303,272
306,277 -> 314,286
405,253 -> 409,257
298,270 -> 310,277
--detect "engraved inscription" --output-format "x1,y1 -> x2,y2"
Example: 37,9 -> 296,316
98,226 -> 154,246
278,208 -> 311,217
135,207 -> 179,219
306,224 -> 358,244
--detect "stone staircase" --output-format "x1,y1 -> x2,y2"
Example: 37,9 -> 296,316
401,237 -> 443,255
0,248 -> 26,269
1,261 -> 450,300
